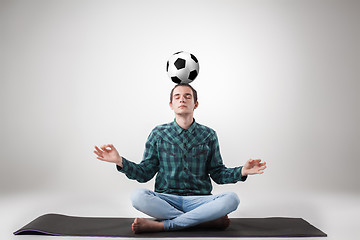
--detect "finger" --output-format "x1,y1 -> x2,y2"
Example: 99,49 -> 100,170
102,144 -> 113,152
259,166 -> 267,171
110,144 -> 115,149
100,145 -> 110,152
94,150 -> 103,157
257,166 -> 266,173
93,150 -> 103,157
249,170 -> 264,175
95,146 -> 104,153
109,144 -> 116,151
257,163 -> 266,168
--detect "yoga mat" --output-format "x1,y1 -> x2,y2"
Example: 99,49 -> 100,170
14,213 -> 327,238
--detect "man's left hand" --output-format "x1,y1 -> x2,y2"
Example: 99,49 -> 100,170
241,159 -> 267,176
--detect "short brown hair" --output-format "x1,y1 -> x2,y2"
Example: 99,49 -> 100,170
170,83 -> 198,103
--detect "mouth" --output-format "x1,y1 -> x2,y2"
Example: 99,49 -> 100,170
179,105 -> 187,108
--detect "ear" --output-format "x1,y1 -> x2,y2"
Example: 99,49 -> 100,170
169,102 -> 174,110
194,101 -> 199,110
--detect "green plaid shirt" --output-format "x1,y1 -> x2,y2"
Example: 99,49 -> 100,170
117,119 -> 247,195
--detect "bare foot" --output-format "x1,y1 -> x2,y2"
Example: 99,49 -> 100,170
197,215 -> 231,230
131,218 -> 164,234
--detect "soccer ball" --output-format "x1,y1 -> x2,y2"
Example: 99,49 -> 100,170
166,51 -> 199,84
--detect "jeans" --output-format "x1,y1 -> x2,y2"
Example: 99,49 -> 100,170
131,188 -> 240,231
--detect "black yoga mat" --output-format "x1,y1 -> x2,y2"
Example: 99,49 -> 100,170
14,213 -> 327,238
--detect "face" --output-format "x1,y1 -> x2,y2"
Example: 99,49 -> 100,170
169,86 -> 198,115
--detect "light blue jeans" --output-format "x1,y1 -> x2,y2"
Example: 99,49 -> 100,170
130,188 -> 240,231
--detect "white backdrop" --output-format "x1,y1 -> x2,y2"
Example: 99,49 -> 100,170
1,0 -> 359,198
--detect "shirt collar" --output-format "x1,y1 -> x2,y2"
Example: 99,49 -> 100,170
172,118 -> 197,135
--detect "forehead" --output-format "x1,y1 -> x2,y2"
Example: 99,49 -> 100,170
172,86 -> 193,95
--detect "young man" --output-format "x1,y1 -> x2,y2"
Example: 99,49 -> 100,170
94,83 -> 267,233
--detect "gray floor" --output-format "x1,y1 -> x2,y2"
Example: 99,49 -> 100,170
2,188 -> 359,240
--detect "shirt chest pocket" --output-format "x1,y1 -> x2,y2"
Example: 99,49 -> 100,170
188,144 -> 210,174
157,141 -> 182,162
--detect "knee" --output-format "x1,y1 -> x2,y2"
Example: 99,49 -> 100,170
225,192 -> 240,211
130,188 -> 152,210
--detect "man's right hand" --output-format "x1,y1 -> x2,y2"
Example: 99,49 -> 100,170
94,144 -> 123,168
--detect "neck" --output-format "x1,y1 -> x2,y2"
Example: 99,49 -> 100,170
175,114 -> 194,130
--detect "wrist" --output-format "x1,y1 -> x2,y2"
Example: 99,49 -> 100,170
116,156 -> 123,168
241,167 -> 248,177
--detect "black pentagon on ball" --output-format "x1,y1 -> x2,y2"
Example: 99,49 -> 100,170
174,58 -> 186,70
190,54 -> 198,63
171,76 -> 182,84
189,70 -> 198,80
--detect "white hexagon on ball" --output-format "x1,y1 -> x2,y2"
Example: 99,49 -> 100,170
166,51 -> 199,84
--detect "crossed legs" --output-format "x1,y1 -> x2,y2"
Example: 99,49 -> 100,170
130,189 -> 240,233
